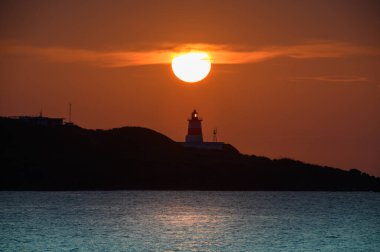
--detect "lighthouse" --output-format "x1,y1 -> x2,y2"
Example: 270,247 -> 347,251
182,109 -> 224,150
185,110 -> 203,143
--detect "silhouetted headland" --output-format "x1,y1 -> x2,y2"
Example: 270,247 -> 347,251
1,117 -> 379,191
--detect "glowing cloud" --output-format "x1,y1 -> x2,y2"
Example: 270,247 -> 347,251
1,41 -> 379,68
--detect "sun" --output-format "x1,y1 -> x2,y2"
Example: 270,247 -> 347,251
171,52 -> 211,83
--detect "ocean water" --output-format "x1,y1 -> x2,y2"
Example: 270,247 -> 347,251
0,191 -> 379,251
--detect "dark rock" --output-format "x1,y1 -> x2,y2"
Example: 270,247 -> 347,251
0,117 -> 379,191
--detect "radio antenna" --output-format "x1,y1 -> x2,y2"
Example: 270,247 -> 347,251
213,128 -> 218,142
69,103 -> 72,123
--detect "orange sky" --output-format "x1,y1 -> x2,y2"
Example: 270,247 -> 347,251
1,0 -> 379,176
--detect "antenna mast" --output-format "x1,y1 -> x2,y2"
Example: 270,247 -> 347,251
213,128 -> 218,142
69,103 -> 72,123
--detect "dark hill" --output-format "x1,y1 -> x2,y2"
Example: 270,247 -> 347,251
0,117 -> 379,191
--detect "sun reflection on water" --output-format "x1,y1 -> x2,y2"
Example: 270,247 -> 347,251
153,204 -> 236,251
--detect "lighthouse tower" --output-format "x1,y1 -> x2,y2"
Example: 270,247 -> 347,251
185,110 -> 203,143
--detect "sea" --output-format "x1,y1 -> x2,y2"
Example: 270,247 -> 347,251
0,191 -> 379,251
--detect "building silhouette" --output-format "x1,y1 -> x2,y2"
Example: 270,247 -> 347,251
11,112 -> 64,126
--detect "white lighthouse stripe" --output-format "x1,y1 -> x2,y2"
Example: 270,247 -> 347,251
188,121 -> 202,128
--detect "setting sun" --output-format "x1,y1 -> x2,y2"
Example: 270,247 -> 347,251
171,52 -> 211,83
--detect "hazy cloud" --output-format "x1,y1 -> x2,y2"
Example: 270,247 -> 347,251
0,43 -> 170,67
210,42 -> 380,64
292,75 -> 370,83
1,41 -> 379,67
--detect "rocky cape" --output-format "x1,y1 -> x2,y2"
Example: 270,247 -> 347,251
1,117 -> 379,191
